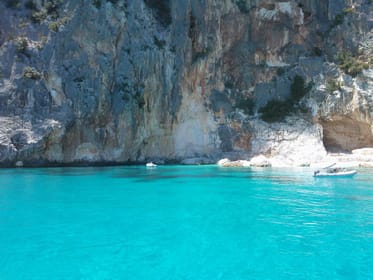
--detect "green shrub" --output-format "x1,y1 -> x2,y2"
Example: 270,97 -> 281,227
236,98 -> 255,115
291,75 -> 309,102
18,20 -> 29,29
31,0 -> 61,22
36,36 -> 48,50
15,37 -> 28,53
235,0 -> 250,13
312,47 -> 323,56
23,67 -> 42,80
44,1 -> 59,15
31,9 -> 47,23
336,51 -> 369,77
144,0 -> 172,27
260,75 -> 312,122
326,78 -> 342,93
92,0 -> 101,8
259,100 -> 293,123
48,16 -> 69,32
153,36 -> 166,49
343,7 -> 354,14
6,0 -> 20,8
24,0 -> 37,10
48,21 -> 59,32
333,13 -> 344,26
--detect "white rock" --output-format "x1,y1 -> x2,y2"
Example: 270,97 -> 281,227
217,158 -> 230,166
352,148 -> 373,156
217,158 -> 251,167
250,155 -> 271,167
242,161 -> 251,167
249,118 -> 327,167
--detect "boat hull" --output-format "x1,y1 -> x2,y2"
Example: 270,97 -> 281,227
313,170 -> 357,178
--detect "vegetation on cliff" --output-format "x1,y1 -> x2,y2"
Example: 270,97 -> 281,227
260,76 -> 311,123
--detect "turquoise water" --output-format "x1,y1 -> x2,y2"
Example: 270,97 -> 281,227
0,166 -> 372,279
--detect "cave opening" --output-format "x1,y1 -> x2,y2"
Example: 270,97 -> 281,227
320,118 -> 373,153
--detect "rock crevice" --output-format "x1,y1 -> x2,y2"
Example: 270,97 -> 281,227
0,0 -> 372,166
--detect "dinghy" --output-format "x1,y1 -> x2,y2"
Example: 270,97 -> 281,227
313,169 -> 357,177
313,163 -> 356,177
146,162 -> 157,168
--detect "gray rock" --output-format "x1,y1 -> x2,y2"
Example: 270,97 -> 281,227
0,0 -> 371,166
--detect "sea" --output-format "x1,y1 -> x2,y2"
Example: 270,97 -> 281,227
0,165 -> 372,279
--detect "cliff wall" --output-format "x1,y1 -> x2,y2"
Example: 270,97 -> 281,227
0,0 -> 372,166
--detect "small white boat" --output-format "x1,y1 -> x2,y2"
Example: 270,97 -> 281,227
313,168 -> 357,178
146,162 -> 157,168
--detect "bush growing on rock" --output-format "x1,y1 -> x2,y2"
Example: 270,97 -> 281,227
332,13 -> 344,27
153,36 -> 166,49
24,0 -> 36,10
6,0 -> 20,9
30,0 -> 62,23
336,51 -> 369,77
22,67 -> 42,80
236,97 -> 255,115
312,47 -> 323,57
260,75 -> 311,123
234,0 -> 250,13
48,17 -> 69,32
92,0 -> 101,9
291,75 -> 309,102
291,75 -> 304,100
326,78 -> 342,93
44,0 -> 60,18
144,0 -> 172,27
15,37 -> 28,53
343,7 -> 354,14
259,100 -> 292,123
48,22 -> 59,32
31,9 -> 47,23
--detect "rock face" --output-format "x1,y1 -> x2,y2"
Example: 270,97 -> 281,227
0,0 -> 372,166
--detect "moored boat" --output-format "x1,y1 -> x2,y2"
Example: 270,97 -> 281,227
313,168 -> 357,178
146,162 -> 157,167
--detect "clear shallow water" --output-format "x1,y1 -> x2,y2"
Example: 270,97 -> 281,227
0,166 -> 372,280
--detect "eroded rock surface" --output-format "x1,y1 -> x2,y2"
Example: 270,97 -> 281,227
0,0 -> 372,166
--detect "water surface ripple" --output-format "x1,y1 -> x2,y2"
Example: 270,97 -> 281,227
0,166 -> 372,279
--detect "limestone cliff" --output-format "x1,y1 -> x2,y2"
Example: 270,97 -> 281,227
0,0 -> 372,166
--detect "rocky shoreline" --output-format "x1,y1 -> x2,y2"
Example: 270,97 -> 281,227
6,148 -> 373,169
217,148 -> 373,168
